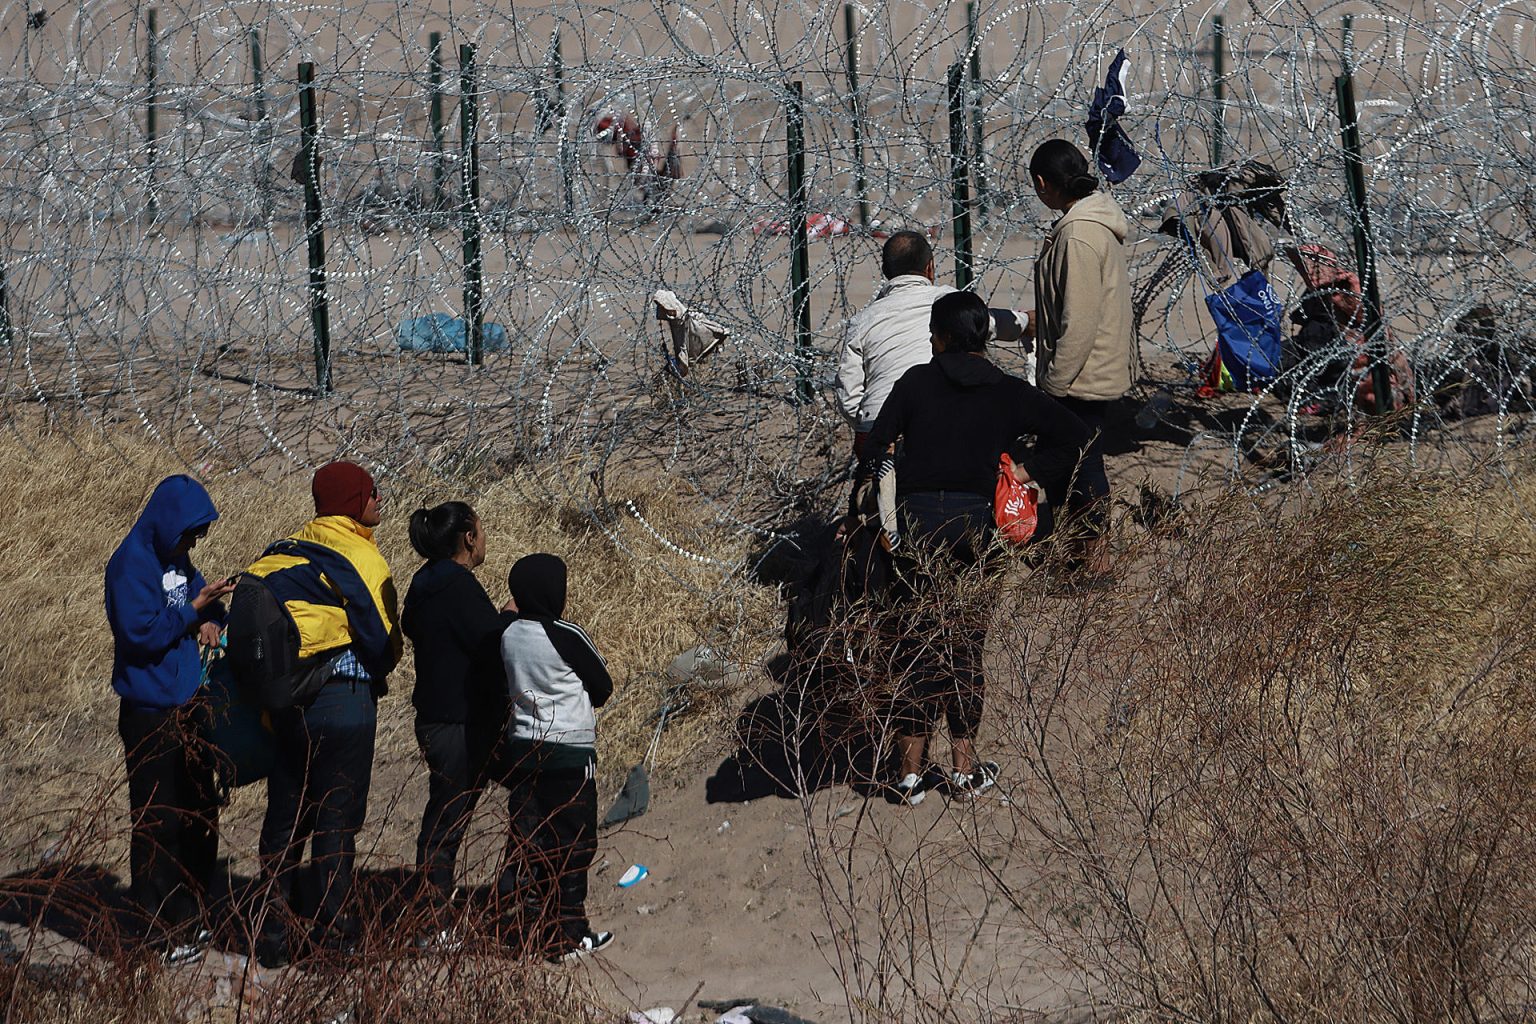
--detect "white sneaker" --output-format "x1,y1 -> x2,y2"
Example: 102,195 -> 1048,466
414,927 -> 464,954
560,930 -> 615,962
950,761 -> 998,799
892,772 -> 928,807
162,940 -> 205,966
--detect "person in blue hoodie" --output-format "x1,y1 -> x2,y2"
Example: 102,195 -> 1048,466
105,475 -> 236,963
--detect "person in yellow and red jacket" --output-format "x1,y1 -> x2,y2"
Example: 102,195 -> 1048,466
248,461 -> 401,968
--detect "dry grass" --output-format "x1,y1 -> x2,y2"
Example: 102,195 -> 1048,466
9,406 -> 1536,1023
0,410 -> 782,1021
792,452 -> 1536,1022
0,411 -> 777,848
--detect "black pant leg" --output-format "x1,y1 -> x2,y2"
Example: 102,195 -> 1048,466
1055,396 -> 1113,533
179,698 -> 222,914
501,754 -> 597,947
257,704 -> 312,944
304,682 -> 377,933
943,621 -> 987,742
545,764 -> 598,943
119,702 -> 212,940
414,721 -> 479,905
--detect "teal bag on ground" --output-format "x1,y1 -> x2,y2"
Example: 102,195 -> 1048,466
203,652 -> 275,790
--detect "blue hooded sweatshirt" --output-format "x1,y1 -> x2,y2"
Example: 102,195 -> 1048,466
105,475 -> 223,710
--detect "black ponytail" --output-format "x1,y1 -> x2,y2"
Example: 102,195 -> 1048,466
930,291 -> 991,353
1029,138 -> 1100,200
408,500 -> 478,561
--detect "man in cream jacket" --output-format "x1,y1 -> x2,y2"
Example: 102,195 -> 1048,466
835,231 -> 954,458
838,233 -> 1034,459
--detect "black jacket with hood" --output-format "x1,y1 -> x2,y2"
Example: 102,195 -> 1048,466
401,559 -> 504,725
497,554 -> 613,771
863,352 -> 1093,505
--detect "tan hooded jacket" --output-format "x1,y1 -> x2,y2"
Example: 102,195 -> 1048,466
1034,191 -> 1139,401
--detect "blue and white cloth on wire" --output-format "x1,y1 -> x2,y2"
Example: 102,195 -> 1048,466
1086,49 -> 1142,184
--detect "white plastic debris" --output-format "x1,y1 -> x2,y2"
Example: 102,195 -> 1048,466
629,1009 -> 677,1024
652,289 -> 729,376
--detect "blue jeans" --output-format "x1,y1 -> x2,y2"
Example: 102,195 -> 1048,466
258,679 -> 377,944
899,490 -> 993,568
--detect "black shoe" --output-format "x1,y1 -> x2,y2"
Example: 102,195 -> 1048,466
162,938 -> 205,966
887,772 -> 929,807
254,931 -> 290,970
949,761 -> 999,799
554,930 -> 614,962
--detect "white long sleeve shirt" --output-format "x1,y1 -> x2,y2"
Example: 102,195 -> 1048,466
835,275 -> 956,433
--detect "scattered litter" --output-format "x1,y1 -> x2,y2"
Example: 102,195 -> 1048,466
714,1009 -> 753,1024
716,820 -> 731,834
751,212 -> 851,238
833,805 -> 857,819
601,764 -> 652,830
653,289 -> 729,377
743,1007 -> 819,1024
395,313 -> 509,354
699,998 -> 761,1012
602,686 -> 688,829
629,1009 -> 677,1024
617,863 -> 650,888
636,904 -> 656,915
667,644 -> 727,686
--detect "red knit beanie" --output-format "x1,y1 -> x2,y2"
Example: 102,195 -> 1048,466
312,461 -> 375,519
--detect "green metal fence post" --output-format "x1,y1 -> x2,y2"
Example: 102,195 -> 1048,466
967,2 -> 988,219
297,62 -> 333,393
249,27 -> 271,222
551,31 -> 566,120
1212,15 -> 1225,166
249,27 -> 266,122
946,63 -> 974,290
0,264 -> 12,348
1335,72 -> 1392,414
787,81 -> 812,404
429,32 -> 446,210
146,9 -> 158,220
553,32 -> 573,216
460,43 -> 484,367
843,4 -> 869,229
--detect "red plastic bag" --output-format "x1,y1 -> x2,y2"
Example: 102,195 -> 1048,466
995,453 -> 1039,545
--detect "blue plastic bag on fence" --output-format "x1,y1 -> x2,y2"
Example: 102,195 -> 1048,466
203,654 -> 275,791
1203,269 -> 1283,392
396,313 -> 509,354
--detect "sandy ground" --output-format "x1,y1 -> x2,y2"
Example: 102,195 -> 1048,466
3,0 -> 1532,1017
0,368 -> 1445,1022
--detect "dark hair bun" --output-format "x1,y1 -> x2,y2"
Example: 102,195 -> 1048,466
408,500 -> 478,561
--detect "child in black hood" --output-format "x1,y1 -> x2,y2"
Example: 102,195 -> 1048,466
492,553 -> 614,961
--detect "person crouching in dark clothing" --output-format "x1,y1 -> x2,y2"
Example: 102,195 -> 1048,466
490,553 -> 615,961
862,291 -> 1091,806
400,501 -> 504,946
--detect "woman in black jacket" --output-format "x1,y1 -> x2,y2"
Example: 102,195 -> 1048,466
863,290 -> 1090,805
400,501 -> 504,943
